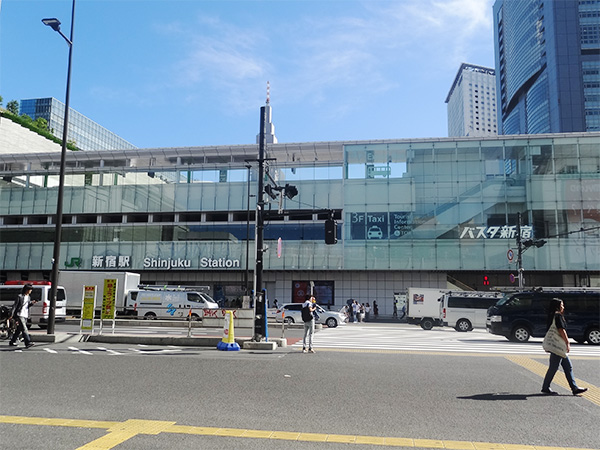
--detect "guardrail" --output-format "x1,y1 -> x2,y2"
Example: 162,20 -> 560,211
201,309 -> 254,328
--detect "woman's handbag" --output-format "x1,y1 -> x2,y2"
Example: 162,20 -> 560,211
542,318 -> 568,358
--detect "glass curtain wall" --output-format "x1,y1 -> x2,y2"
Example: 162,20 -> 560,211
0,135 -> 598,272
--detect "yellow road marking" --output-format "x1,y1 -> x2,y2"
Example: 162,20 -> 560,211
76,419 -> 175,450
0,415 -> 598,450
505,355 -> 600,406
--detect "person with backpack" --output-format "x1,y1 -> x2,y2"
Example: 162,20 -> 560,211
301,294 -> 316,353
9,284 -> 37,349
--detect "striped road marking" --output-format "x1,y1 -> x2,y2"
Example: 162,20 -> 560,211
0,415 -> 598,450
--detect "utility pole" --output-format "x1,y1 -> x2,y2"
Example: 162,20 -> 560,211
516,212 -> 524,288
252,106 -> 267,341
515,211 -> 547,289
244,164 -> 252,296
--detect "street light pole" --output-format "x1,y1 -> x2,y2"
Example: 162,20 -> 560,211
44,0 -> 76,335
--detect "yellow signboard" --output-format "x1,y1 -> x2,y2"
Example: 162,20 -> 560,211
101,278 -> 117,320
80,285 -> 96,332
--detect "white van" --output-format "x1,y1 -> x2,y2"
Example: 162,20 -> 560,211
126,289 -> 219,320
0,281 -> 67,328
440,291 -> 502,332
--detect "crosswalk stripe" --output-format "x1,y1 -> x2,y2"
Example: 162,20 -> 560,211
294,326 -> 600,357
68,346 -> 93,355
96,347 -> 124,355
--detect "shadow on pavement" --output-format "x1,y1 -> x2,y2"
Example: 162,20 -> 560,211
457,392 -> 554,401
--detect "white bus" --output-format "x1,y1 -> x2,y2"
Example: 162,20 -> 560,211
0,281 -> 67,328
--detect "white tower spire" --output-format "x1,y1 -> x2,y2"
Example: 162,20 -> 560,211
257,81 -> 277,144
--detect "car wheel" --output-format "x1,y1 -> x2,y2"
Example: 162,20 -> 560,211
510,325 -> 530,342
326,317 -> 338,328
585,327 -> 600,345
421,318 -> 434,330
284,317 -> 294,324
455,319 -> 472,332
189,313 -> 200,321
144,312 -> 157,320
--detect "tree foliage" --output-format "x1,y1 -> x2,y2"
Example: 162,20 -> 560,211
6,100 -> 19,115
34,117 -> 49,131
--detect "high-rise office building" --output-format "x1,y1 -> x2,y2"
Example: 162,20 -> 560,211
445,63 -> 498,137
19,97 -> 136,151
493,0 -> 600,134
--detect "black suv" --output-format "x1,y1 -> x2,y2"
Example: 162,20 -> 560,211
487,289 -> 599,344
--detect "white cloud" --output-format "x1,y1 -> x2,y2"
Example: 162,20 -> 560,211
158,1 -> 494,115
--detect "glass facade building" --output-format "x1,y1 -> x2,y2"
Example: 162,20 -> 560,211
19,97 -> 137,151
1,132 -> 598,308
493,0 -> 600,134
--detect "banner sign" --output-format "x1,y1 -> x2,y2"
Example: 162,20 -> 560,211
80,285 -> 96,332
101,278 -> 117,320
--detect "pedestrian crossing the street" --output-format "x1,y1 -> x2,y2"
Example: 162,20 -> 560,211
292,324 -> 600,357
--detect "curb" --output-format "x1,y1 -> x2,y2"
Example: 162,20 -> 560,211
27,332 -> 287,350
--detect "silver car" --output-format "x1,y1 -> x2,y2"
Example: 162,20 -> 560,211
275,303 -> 346,328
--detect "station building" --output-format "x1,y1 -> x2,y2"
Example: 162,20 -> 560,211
0,115 -> 598,312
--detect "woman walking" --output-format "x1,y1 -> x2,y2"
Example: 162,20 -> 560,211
541,298 -> 587,395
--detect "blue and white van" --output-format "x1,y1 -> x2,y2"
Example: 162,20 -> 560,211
125,288 -> 219,320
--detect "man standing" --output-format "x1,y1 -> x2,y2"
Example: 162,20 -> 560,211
9,284 -> 37,349
301,295 -> 316,353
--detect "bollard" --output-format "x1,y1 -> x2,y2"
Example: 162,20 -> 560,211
217,310 -> 240,351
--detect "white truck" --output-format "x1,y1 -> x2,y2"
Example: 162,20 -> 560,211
406,287 -> 446,330
59,271 -> 141,315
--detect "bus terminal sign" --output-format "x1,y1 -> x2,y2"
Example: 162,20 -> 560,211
460,225 -> 533,239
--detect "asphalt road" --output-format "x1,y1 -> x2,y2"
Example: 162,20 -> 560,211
0,324 -> 598,450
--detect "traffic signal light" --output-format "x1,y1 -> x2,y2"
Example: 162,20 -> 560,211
483,275 -> 490,286
325,218 -> 337,245
284,184 -> 298,199
522,238 -> 547,249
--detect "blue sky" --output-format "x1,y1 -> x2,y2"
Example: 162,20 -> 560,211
0,0 -> 496,148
